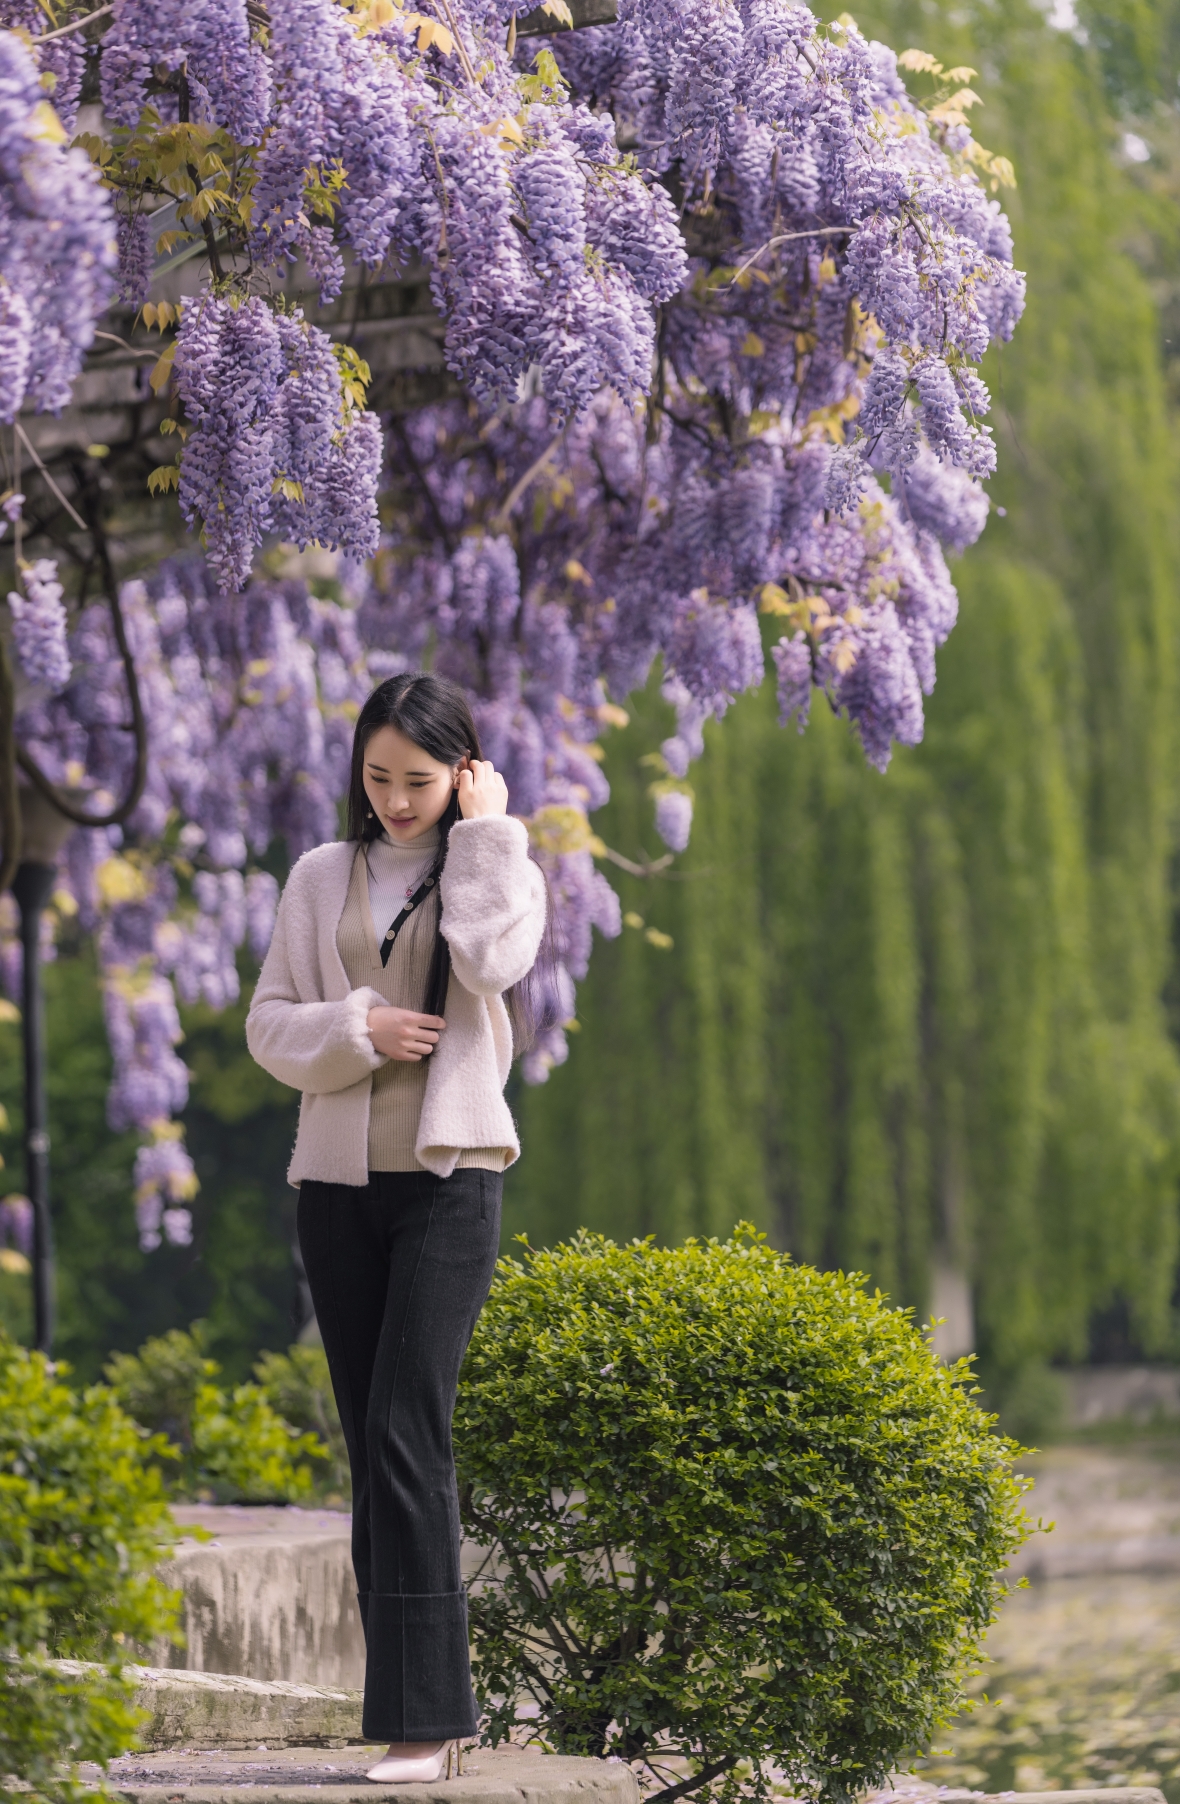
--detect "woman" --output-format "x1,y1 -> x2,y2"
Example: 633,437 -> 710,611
246,672 -> 547,1783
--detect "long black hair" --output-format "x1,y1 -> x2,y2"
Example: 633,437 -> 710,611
346,672 -> 555,1049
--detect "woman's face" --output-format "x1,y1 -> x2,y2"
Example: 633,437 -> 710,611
362,724 -> 462,842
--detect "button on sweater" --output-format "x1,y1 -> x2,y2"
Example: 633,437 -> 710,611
365,826 -> 440,945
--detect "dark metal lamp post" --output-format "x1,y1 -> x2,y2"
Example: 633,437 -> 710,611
11,785 -> 75,1355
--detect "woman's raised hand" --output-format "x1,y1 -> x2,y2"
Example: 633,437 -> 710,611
367,1006 -> 446,1061
456,758 -> 508,820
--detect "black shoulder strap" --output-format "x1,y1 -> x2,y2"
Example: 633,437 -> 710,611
379,873 -> 437,969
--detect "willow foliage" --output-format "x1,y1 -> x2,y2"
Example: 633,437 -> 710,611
507,0 -> 1180,1392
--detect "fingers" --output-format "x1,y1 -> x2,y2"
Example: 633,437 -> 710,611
458,760 -> 498,788
456,759 -> 509,819
369,1006 -> 447,1062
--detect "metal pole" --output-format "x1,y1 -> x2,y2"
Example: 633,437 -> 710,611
12,860 -> 56,1355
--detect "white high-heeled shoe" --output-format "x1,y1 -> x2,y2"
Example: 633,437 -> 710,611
366,1740 -> 459,1784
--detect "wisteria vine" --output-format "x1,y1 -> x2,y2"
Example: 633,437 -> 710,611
0,0 -> 1026,1236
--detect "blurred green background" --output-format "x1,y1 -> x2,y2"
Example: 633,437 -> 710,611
5,0 -> 1180,1429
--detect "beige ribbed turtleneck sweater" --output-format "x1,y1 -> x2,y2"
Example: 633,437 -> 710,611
335,830 -> 506,1174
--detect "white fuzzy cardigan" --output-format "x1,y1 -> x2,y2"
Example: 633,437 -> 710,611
246,816 -> 547,1186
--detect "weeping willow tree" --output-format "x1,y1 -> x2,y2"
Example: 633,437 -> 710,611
506,0 -> 1180,1396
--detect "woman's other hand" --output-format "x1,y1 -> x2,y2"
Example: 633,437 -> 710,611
367,1006 -> 446,1061
456,759 -> 508,820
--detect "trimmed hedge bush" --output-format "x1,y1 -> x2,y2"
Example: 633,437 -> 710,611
0,1331 -> 179,1804
456,1229 -> 1030,1804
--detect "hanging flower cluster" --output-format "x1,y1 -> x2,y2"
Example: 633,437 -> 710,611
172,298 -> 382,591
0,29 -> 116,421
6,560 -> 371,1249
7,556 -> 71,693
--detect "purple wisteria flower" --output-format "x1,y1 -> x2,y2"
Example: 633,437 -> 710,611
8,559 -> 71,693
0,30 -> 117,421
0,1192 -> 32,1257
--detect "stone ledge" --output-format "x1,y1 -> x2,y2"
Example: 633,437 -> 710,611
98,1743 -> 641,1804
153,1507 -> 364,1690
53,1662 -> 363,1750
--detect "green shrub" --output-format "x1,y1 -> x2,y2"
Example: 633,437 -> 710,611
0,1331 -> 179,1804
105,1324 -> 325,1504
102,1323 -> 215,1447
253,1344 -> 350,1500
455,1228 -> 1031,1804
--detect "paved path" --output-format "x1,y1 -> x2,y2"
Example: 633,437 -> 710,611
87,1743 -> 642,1804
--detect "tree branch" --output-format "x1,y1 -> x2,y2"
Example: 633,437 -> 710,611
37,3 -> 113,41
490,428 -> 568,534
646,1755 -> 738,1804
599,845 -> 674,877
15,501 -> 148,830
14,426 -> 88,534
727,223 -> 856,287
178,74 -> 225,283
0,633 -> 22,894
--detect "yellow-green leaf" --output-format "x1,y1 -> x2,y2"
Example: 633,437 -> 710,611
148,339 -> 178,395
147,464 -> 180,495
533,47 -> 566,89
897,47 -> 941,72
26,99 -> 66,144
404,14 -> 454,54
187,186 -> 220,222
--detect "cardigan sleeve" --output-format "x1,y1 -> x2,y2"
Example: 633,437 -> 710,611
440,815 -> 547,998
246,876 -> 388,1096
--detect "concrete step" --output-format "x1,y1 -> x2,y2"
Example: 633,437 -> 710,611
84,1749 -> 1163,1804
54,1661 -> 363,1750
94,1743 -> 641,1804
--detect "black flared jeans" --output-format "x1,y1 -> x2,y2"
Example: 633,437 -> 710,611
297,1168 -> 502,1742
